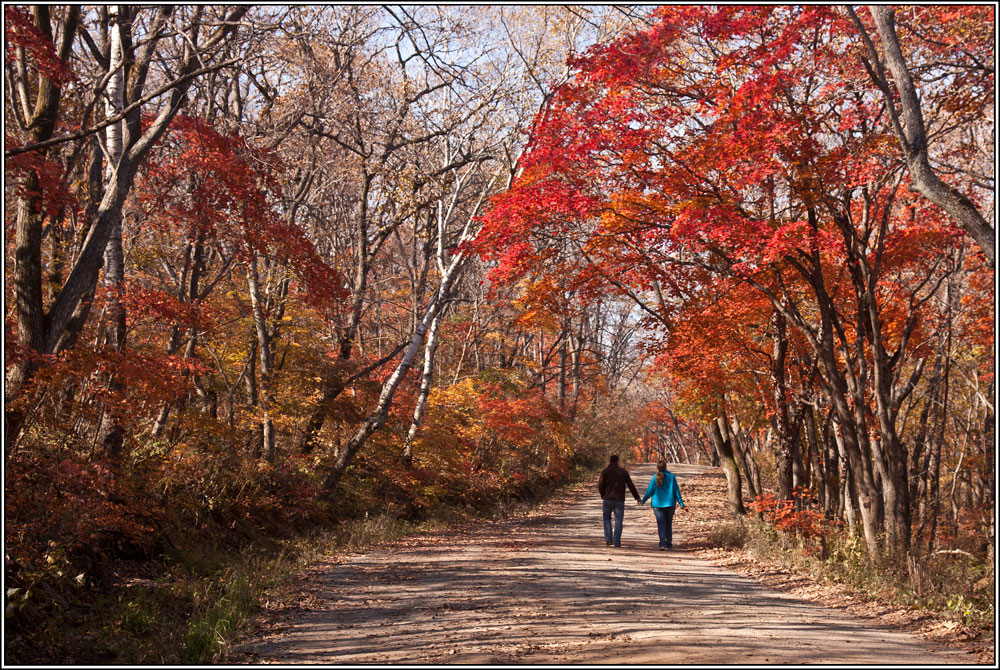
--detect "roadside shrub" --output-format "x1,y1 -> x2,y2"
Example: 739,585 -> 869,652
748,489 -> 835,556
737,509 -> 995,636
707,519 -> 749,548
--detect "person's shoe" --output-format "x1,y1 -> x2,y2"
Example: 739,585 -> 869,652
659,546 -> 665,551
614,544 -> 621,548
606,541 -> 613,546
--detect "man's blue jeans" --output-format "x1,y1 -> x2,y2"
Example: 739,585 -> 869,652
602,499 -> 625,546
652,505 -> 676,548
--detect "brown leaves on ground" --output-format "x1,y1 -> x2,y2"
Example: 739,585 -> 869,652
681,469 -> 993,665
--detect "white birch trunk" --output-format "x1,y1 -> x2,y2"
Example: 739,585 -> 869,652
97,7 -> 126,454
401,309 -> 443,464
103,6 -> 125,307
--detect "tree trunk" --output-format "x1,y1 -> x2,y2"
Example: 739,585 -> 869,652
791,413 -> 806,500
246,255 -> 275,462
803,405 -> 822,504
728,415 -> 759,501
819,410 -> 841,520
150,232 -> 206,437
910,357 -> 942,519
558,320 -> 568,412
5,6 -> 81,449
862,6 -> 994,266
809,267 -> 883,557
97,6 -> 127,456
321,296 -> 445,497
983,380 -> 995,554
925,328 -> 950,554
770,308 -> 796,501
298,172 -> 374,453
401,308 -> 444,465
707,415 -> 746,515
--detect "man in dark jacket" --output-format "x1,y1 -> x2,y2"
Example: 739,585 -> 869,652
597,454 -> 642,547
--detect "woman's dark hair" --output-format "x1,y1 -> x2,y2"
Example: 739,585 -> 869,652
657,460 -> 667,472
655,460 -> 667,486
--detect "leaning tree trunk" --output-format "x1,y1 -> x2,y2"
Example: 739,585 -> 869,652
707,414 -> 746,515
401,308 -> 444,466
859,6 -> 995,266
320,205 -> 478,497
321,296 -> 444,497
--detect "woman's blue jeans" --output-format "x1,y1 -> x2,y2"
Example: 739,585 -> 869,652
652,506 -> 676,548
602,500 -> 625,546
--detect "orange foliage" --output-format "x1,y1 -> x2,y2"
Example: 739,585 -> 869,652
748,488 -> 836,553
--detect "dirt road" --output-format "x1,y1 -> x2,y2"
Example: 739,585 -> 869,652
243,464 -> 970,664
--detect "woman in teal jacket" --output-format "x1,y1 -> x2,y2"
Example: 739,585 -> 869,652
641,461 -> 685,550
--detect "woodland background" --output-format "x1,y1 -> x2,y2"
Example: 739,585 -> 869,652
3,5 -> 994,663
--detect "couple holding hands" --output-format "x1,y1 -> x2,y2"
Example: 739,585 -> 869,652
597,455 -> 685,550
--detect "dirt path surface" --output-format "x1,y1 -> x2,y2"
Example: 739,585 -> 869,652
241,464 -> 971,664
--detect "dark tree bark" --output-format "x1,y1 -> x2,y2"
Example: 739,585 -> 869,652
6,6 -> 81,447
770,307 -> 795,501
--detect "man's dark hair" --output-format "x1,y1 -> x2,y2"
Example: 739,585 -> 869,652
609,455 -> 619,464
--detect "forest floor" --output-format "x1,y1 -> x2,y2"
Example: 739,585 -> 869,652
230,464 -> 991,664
